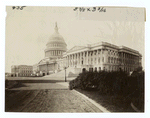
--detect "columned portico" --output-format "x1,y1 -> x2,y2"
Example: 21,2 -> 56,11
63,42 -> 142,74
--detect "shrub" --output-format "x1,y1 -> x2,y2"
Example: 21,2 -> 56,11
129,70 -> 144,111
69,70 -> 144,97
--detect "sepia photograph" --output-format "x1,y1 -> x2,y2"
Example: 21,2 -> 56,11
5,6 -> 145,113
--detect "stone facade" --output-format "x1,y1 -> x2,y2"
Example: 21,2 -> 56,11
11,65 -> 33,77
34,23 -> 142,76
34,22 -> 67,76
62,42 -> 142,73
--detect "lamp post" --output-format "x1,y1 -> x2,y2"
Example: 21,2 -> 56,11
14,66 -> 17,77
64,67 -> 67,82
46,61 -> 49,75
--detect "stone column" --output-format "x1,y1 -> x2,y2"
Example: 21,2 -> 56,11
80,52 -> 82,65
77,53 -> 79,66
69,55 -> 71,67
86,51 -> 88,65
68,56 -> 69,67
97,50 -> 99,64
83,51 -> 85,65
76,53 -> 77,66
71,55 -> 72,67
101,49 -> 103,64
66,56 -> 68,67
66,57 -> 67,67
84,52 -> 86,65
73,54 -> 75,67
68,55 -> 70,66
94,50 -> 96,65
74,54 -> 76,66
88,51 -> 90,65
91,51 -> 93,65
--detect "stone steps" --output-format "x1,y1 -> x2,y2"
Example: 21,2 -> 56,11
43,67 -> 79,78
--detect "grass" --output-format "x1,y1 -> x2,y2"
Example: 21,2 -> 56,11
75,88 -> 136,112
5,80 -> 27,89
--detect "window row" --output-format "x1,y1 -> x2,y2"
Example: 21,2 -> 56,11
20,71 -> 33,73
48,43 -> 64,47
108,50 -> 118,56
108,57 -> 119,64
119,53 -> 139,59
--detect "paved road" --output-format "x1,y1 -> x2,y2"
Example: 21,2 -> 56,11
5,77 -> 103,112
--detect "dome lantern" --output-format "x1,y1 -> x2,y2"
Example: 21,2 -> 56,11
54,22 -> 59,33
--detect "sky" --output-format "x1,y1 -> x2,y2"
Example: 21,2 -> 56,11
5,6 -> 145,72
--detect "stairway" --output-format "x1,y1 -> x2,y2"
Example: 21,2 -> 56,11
42,67 -> 79,81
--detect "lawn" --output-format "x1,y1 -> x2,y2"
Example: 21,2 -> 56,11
75,88 -> 135,112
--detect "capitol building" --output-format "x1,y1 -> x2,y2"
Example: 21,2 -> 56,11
33,23 -> 142,76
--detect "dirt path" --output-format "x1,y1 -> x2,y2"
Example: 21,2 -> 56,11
5,89 -> 102,112
5,78 -> 103,112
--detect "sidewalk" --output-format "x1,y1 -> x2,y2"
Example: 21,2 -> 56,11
56,81 -> 110,113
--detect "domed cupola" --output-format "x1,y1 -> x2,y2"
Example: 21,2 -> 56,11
44,22 -> 67,59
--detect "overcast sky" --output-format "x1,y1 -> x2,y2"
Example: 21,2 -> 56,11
5,6 -> 145,72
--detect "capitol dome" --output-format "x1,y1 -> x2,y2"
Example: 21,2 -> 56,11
44,22 -> 67,59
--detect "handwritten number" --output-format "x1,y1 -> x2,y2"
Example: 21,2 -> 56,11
12,6 -> 16,9
73,7 -> 78,11
79,7 -> 85,12
73,7 -> 106,12
92,7 -> 96,12
12,6 -> 26,10
16,6 -> 20,10
20,6 -> 25,10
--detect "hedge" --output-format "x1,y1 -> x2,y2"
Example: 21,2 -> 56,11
69,68 -> 144,111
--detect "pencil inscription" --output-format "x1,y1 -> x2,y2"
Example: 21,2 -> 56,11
73,7 -> 106,12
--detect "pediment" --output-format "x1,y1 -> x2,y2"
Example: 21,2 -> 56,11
67,46 -> 85,52
38,58 -> 51,64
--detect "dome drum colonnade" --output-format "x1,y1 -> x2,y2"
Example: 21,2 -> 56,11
44,22 -> 67,59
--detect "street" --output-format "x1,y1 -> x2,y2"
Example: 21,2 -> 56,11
5,77 -> 103,112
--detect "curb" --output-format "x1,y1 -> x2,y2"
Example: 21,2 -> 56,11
72,90 -> 111,113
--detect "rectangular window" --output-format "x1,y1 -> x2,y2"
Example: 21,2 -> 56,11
99,57 -> 100,63
102,57 -> 104,62
108,57 -> 110,63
